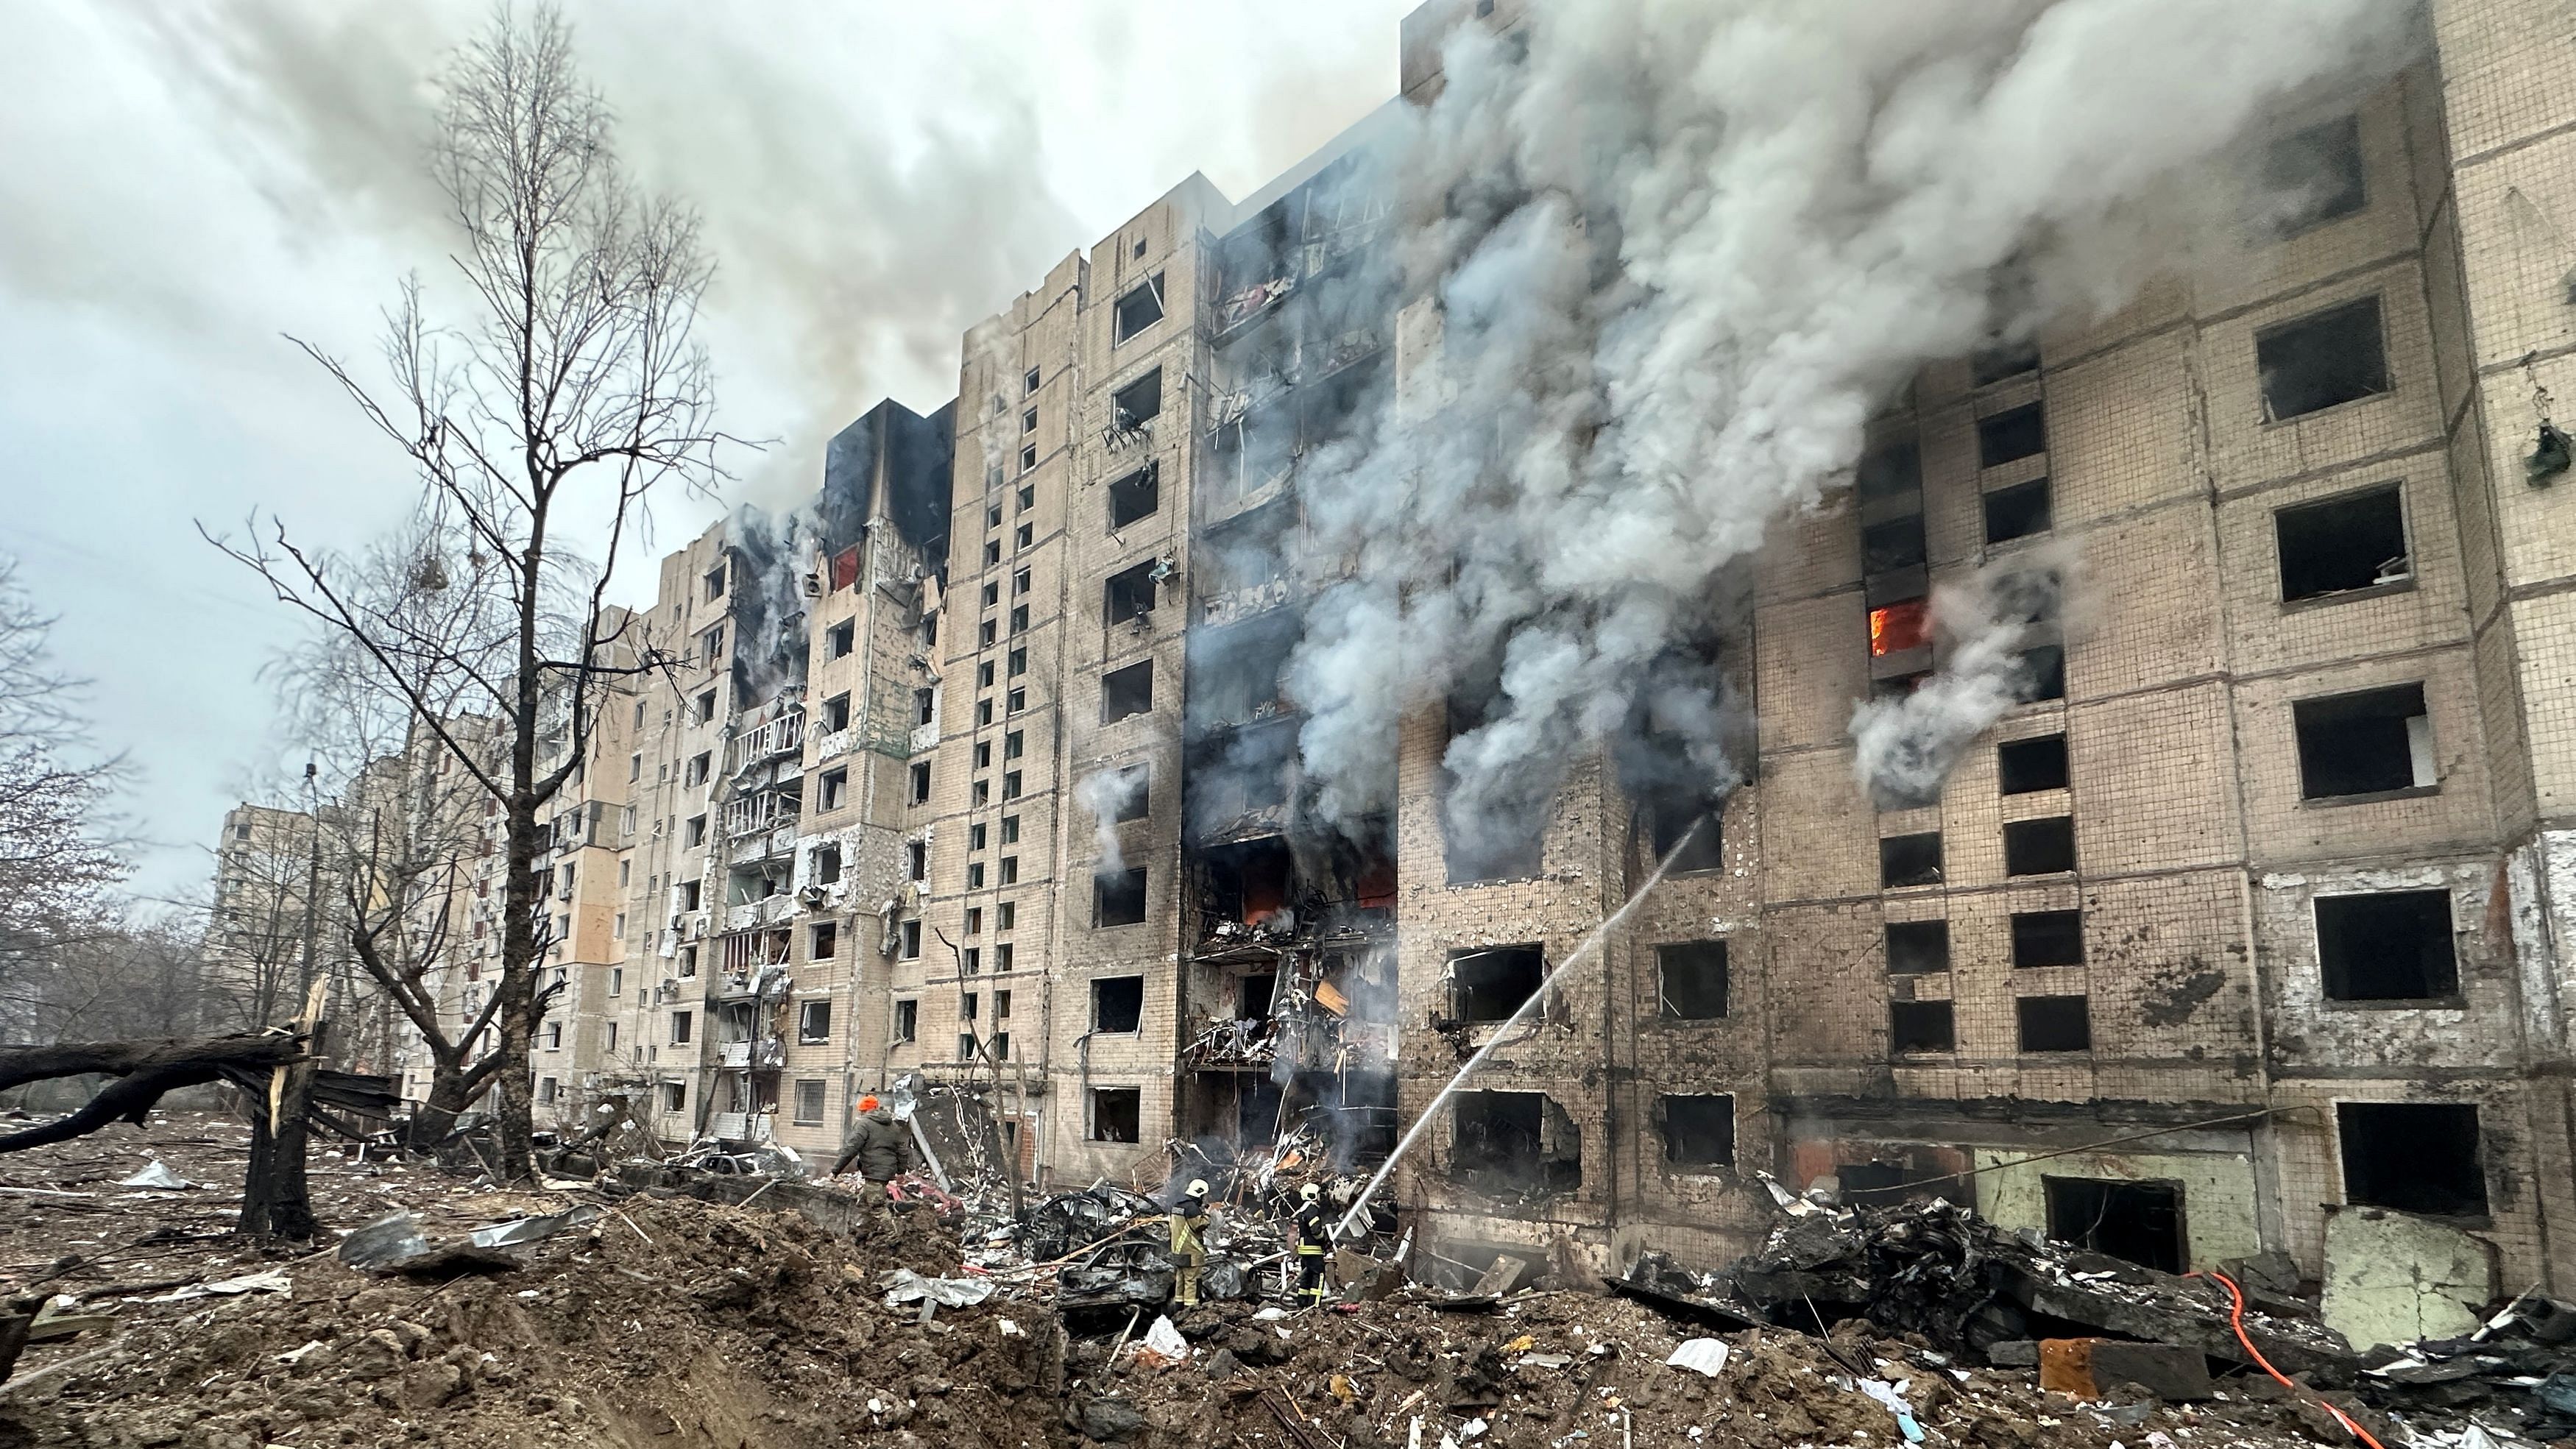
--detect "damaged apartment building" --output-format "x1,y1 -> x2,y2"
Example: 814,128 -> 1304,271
473,0 -> 2576,1307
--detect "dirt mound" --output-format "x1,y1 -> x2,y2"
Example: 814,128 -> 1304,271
0,1194 -> 1063,1449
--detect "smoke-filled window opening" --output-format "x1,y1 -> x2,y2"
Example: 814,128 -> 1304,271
1658,1094 -> 1736,1168
1971,341 -> 2042,387
2003,816 -> 2076,876
1111,272 -> 1166,344
2045,1177 -> 2184,1273
2256,113 -> 2366,238
1186,609 -> 1301,737
1104,559 -> 1158,626
2011,910 -> 2084,968
1088,1087 -> 1143,1144
2339,1102 -> 2488,1216
1111,368 -> 1162,432
1977,403 -> 2047,468
1984,478 -> 2053,544
2016,994 -> 2091,1052
1195,494 -> 1295,609
1886,919 -> 1950,974
1863,512 -> 1926,575
1655,940 -> 1729,1020
1857,439 -> 1921,505
1097,762 -> 1149,823
1091,975 -> 1145,1034
2259,296 -> 2390,422
1879,832 -> 1942,889
1889,999 -> 1953,1054
1094,867 -> 1149,928
1299,352 -> 1387,450
1441,684 -> 1547,884
2294,682 -> 2432,799
1998,734 -> 2068,794
1646,794 -> 1725,874
1108,464 -> 1159,531
1100,660 -> 1153,723
1448,1091 -> 1581,1197
2315,890 -> 2459,1002
1448,944 -> 1545,1024
2276,483 -> 2409,601
2017,644 -> 2066,703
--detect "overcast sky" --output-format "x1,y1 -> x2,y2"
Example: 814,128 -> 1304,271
0,0 -> 1410,904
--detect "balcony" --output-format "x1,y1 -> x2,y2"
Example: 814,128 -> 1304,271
721,896 -> 796,932
715,1036 -> 785,1070
728,825 -> 799,867
707,1110 -> 773,1144
727,712 -> 804,774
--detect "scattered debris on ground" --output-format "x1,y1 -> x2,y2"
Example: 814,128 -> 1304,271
3,1113 -> 2569,1448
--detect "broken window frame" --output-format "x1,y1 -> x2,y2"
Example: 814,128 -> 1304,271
1659,1094 -> 1738,1169
1889,999 -> 1954,1054
2257,294 -> 2391,423
1094,867 -> 1148,928
1108,464 -> 1160,531
1104,559 -> 1158,626
1655,940 -> 1730,1021
2276,483 -> 2410,603
1880,832 -> 1944,889
1984,477 -> 2053,544
1111,272 -> 1167,344
1449,944 -> 1547,1025
1886,919 -> 1951,975
2010,910 -> 2085,968
2016,994 -> 2092,1052
2293,681 -> 2435,802
2315,889 -> 2460,1004
1998,734 -> 2070,795
1100,659 -> 1154,724
2254,112 -> 2366,239
2003,816 -> 2077,876
2338,1101 -> 2489,1218
1091,975 -> 1145,1034
1977,403 -> 2047,469
1089,1086 -> 1144,1143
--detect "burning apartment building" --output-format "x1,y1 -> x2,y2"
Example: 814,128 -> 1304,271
450,0 -> 2576,1305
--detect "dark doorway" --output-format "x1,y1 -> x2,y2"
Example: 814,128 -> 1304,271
2045,1176 -> 2186,1272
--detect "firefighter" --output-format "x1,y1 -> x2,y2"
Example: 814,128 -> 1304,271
1167,1178 -> 1212,1307
1292,1183 -> 1332,1309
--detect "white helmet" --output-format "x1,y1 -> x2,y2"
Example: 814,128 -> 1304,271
1186,1179 -> 1210,1198
1301,1183 -> 1321,1202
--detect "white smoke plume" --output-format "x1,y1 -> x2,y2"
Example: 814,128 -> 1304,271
1850,548 -> 2079,809
1281,0 -> 2418,849
1072,768 -> 1143,880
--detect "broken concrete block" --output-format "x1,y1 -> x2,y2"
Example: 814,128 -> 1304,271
2088,1342 -> 2215,1402
2320,1207 -> 2498,1353
2037,1339 -> 2213,1403
1986,1340 -> 2039,1368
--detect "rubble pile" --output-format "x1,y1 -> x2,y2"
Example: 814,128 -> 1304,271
1719,1194 -> 2355,1378
3,1115 -> 2566,1448
0,1190 -> 1058,1449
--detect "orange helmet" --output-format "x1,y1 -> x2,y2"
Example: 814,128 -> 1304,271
859,1095 -> 881,1111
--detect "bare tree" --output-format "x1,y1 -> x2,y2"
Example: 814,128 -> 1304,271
0,557 -> 130,1040
208,7 -> 723,1178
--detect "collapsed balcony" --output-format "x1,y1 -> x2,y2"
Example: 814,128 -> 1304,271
726,703 -> 804,775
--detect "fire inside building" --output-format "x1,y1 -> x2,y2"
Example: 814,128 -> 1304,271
294,0 -> 2576,1306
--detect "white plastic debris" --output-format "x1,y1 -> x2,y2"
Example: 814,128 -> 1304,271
880,1268 -> 994,1309
1520,1352 -> 1575,1370
1140,1314 -> 1190,1364
1666,1339 -> 1731,1377
277,1340 -> 326,1364
999,1318 -> 1025,1338
118,1160 -> 198,1190
1463,1419 -> 1489,1438
1858,1379 -> 1926,1443
2458,1426 -> 2501,1449
1253,1305 -> 1289,1321
142,1269 -> 291,1303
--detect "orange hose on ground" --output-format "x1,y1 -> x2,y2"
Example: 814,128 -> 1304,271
2202,1269 -> 2387,1449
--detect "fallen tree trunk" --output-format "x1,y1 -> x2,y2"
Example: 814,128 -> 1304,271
0,1032 -> 303,1155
